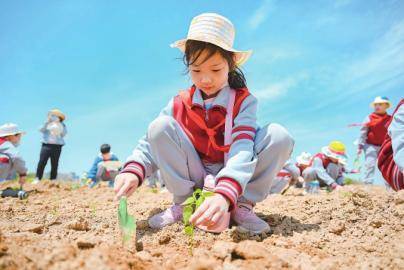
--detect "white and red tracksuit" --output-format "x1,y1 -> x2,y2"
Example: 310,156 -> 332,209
120,85 -> 294,209
0,137 -> 27,181
378,99 -> 404,191
358,112 -> 392,184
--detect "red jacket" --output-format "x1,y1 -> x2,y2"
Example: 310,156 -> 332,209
366,113 -> 391,146
310,153 -> 335,169
378,99 -> 404,191
173,86 -> 250,163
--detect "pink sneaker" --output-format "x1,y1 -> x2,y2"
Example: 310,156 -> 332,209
148,204 -> 183,229
231,202 -> 270,234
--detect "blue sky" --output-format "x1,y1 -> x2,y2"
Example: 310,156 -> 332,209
1,0 -> 403,184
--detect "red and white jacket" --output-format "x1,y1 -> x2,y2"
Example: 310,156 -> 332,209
0,137 -> 27,180
378,99 -> 404,191
122,86 -> 258,209
359,112 -> 392,147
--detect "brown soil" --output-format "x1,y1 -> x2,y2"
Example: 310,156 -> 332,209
0,180 -> 403,270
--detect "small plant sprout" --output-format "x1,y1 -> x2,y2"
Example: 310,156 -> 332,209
89,202 -> 97,217
118,196 -> 136,246
182,189 -> 214,253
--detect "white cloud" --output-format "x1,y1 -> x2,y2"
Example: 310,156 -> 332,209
248,0 -> 273,30
344,20 -> 404,89
305,19 -> 404,112
254,72 -> 309,100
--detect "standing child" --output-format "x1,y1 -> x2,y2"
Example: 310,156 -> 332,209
358,96 -> 392,184
114,13 -> 294,234
0,123 -> 27,184
302,141 -> 346,190
378,99 -> 404,191
88,144 -> 121,188
34,109 -> 67,183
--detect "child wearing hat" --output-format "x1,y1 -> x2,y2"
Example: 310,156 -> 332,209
0,123 -> 27,184
271,158 -> 307,193
378,99 -> 404,191
358,97 -> 392,184
114,13 -> 294,234
88,144 -> 121,188
34,109 -> 67,182
302,141 -> 347,190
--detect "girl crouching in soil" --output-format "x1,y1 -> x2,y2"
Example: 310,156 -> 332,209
114,13 -> 294,234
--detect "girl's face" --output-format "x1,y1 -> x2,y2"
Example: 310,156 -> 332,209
8,134 -> 22,146
374,103 -> 388,114
189,50 -> 230,97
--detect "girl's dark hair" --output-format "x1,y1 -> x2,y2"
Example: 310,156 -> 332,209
183,40 -> 247,89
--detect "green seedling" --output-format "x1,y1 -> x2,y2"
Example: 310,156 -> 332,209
50,205 -> 59,217
71,182 -> 80,190
118,197 -> 136,246
89,202 -> 97,217
182,189 -> 214,254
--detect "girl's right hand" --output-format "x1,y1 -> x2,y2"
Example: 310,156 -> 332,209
114,173 -> 139,200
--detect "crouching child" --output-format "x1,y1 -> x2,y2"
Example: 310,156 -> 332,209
88,144 -> 121,188
0,123 -> 27,185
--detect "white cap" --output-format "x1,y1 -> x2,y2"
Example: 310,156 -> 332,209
0,123 -> 25,137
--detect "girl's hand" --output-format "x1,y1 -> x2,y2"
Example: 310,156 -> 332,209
189,193 -> 230,227
114,173 -> 139,200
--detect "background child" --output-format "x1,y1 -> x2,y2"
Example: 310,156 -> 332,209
272,156 -> 309,193
34,109 -> 67,183
302,141 -> 346,190
88,144 -> 121,188
0,123 -> 27,184
114,13 -> 294,234
358,96 -> 391,184
378,99 -> 404,191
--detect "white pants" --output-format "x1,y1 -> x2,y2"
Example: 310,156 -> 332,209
147,116 -> 294,204
363,143 -> 381,184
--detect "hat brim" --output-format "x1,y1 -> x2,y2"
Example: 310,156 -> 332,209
370,101 -> 391,109
321,146 -> 347,161
296,157 -> 311,166
0,131 -> 26,137
49,110 -> 66,121
171,38 -> 252,66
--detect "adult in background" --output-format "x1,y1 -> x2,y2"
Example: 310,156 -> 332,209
33,109 -> 67,183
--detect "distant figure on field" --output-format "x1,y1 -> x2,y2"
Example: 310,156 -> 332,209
0,123 -> 27,184
34,109 -> 67,183
302,141 -> 347,190
358,96 -> 391,184
378,99 -> 404,191
271,153 -> 310,193
88,144 -> 121,188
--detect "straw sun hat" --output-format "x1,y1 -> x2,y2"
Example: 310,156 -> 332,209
49,109 -> 66,121
171,13 -> 252,66
370,96 -> 391,109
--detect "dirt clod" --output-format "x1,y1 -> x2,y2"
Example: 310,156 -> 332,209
67,218 -> 89,231
158,233 -> 171,245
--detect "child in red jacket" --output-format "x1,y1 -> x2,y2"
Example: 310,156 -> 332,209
358,96 -> 392,184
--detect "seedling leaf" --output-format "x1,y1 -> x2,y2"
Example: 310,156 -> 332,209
118,197 -> 136,244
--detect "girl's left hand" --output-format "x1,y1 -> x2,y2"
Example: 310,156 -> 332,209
189,193 -> 230,227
